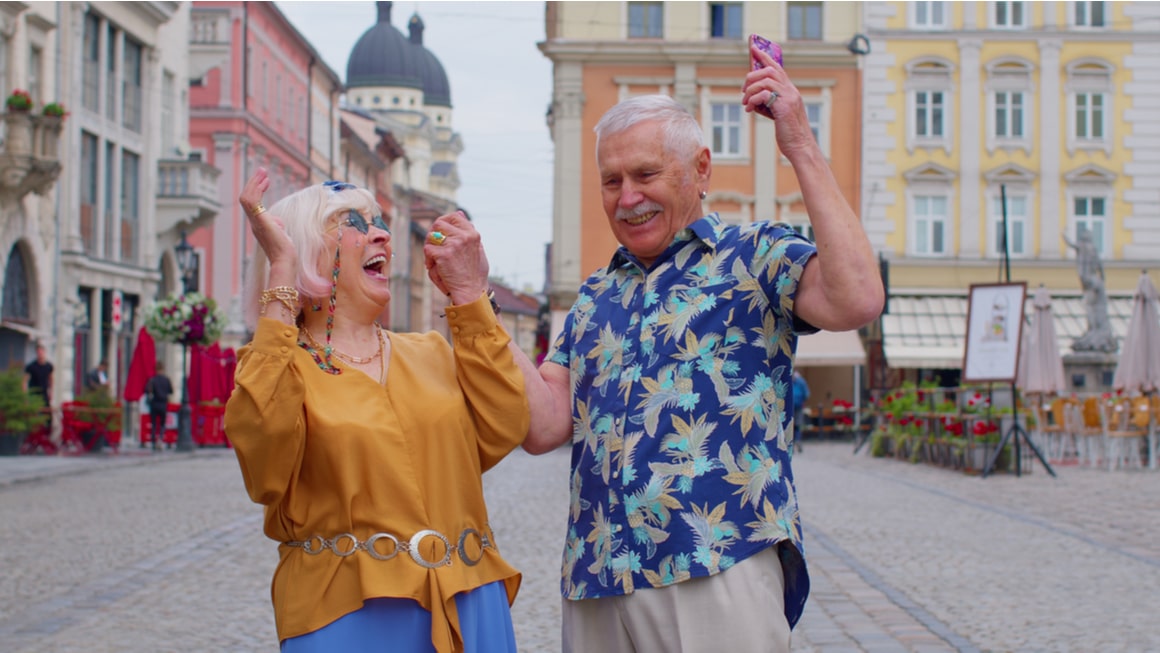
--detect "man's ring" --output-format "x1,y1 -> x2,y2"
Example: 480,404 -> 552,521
252,203 -> 267,217
428,231 -> 446,246
765,91 -> 779,110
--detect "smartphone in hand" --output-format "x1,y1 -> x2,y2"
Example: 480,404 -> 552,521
749,34 -> 783,118
749,34 -> 783,71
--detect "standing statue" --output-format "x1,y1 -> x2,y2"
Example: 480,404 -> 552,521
1063,230 -> 1117,352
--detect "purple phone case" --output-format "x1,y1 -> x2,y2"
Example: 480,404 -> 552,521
750,34 -> 783,70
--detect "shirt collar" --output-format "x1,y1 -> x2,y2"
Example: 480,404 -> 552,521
606,213 -> 724,273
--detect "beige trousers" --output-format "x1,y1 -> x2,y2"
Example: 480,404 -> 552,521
562,545 -> 791,653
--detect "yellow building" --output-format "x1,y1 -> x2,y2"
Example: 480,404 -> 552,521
863,1 -> 1160,388
540,1 -> 870,403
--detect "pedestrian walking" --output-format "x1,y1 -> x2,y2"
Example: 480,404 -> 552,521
144,363 -> 174,451
513,40 -> 883,653
23,343 -> 53,409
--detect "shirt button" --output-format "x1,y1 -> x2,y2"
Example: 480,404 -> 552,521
452,326 -> 461,334
280,346 -> 288,354
283,330 -> 293,338
449,311 -> 458,319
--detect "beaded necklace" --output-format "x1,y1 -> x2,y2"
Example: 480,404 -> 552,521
301,325 -> 380,364
297,227 -> 345,375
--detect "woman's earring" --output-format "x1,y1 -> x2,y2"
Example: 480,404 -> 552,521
311,300 -> 322,312
699,190 -> 707,200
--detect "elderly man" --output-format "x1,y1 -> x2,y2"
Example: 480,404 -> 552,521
516,42 -> 883,652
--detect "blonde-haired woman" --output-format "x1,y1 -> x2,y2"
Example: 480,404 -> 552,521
225,168 -> 529,652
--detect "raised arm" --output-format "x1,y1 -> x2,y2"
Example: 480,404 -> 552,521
743,43 -> 884,332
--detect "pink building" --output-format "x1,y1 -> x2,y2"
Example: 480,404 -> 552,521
188,1 -> 342,343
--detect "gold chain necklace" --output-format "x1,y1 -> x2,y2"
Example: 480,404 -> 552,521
301,325 -> 382,365
377,328 -> 386,385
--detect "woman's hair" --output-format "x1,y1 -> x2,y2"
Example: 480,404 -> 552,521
243,182 -> 380,329
594,94 -> 705,161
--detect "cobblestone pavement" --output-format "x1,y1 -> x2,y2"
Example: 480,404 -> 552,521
0,441 -> 1157,652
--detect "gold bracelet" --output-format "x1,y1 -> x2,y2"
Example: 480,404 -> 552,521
259,286 -> 300,317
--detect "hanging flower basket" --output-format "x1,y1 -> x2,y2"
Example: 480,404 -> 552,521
144,292 -> 226,346
5,89 -> 32,112
42,102 -> 68,119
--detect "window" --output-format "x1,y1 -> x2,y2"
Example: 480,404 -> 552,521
805,102 -> 822,143
0,34 -> 7,102
1,246 -> 31,324
905,59 -> 954,152
788,2 -> 823,40
106,24 -> 116,120
992,194 -> 1026,257
104,143 -> 115,258
984,59 -> 1033,153
995,92 -> 1023,138
628,2 -> 663,38
1073,196 -> 1107,255
912,195 -> 948,256
82,14 -> 100,111
161,72 -> 175,156
1075,93 -> 1104,140
1074,1 -> 1105,27
120,151 -> 140,263
993,1 -> 1025,28
912,1 -> 947,28
709,102 -> 742,157
1066,60 -> 1112,153
123,39 -> 143,132
28,47 -> 42,102
915,91 -> 944,138
710,3 -> 743,39
80,132 -> 98,255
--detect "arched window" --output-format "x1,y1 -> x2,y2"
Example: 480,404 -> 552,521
2,245 -> 32,324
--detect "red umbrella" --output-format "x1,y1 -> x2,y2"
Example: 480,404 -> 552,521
123,327 -> 156,402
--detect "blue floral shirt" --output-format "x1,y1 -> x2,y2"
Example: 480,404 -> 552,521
548,213 -> 816,627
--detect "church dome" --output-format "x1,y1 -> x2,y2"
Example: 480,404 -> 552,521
407,14 -> 452,108
347,2 -> 423,91
345,2 -> 452,108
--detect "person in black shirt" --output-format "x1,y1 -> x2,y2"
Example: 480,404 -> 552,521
145,363 -> 174,451
23,344 -> 53,409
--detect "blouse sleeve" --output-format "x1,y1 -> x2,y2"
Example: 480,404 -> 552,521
443,293 -> 531,472
223,317 -> 306,506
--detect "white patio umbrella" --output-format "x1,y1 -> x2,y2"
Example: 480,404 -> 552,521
1018,285 -> 1067,395
1113,271 -> 1160,469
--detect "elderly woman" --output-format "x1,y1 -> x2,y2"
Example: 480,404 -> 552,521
224,168 -> 529,653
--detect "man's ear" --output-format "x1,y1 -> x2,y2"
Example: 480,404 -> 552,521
695,147 -> 711,186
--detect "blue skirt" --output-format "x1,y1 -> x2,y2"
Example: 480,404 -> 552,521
281,580 -> 516,652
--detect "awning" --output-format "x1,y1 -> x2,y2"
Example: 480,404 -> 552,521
796,330 -> 866,367
882,291 -> 1138,369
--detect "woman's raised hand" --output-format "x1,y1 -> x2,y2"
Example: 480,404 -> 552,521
240,168 -> 297,271
424,211 -> 490,305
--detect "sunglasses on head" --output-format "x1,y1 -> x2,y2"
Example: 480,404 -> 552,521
339,209 -> 390,235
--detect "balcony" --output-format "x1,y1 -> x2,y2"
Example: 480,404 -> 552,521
156,159 -> 222,235
0,112 -> 63,200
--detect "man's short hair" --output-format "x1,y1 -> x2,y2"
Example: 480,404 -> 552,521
594,95 -> 705,160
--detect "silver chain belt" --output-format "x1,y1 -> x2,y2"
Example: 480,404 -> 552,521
283,526 -> 497,569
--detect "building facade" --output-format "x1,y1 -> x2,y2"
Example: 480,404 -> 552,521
0,1 -> 212,401
863,1 -> 1160,386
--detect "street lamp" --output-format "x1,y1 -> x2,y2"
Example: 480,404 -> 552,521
174,231 -> 195,452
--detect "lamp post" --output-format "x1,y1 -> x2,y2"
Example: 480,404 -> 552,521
174,231 -> 196,453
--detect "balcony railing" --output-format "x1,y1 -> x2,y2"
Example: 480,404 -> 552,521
156,159 -> 222,236
0,112 -> 64,200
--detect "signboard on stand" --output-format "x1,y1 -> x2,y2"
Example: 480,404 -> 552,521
962,282 -> 1026,383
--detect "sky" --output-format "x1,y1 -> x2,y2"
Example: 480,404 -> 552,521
277,1 -> 554,293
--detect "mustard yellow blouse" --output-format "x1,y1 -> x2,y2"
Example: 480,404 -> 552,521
224,294 -> 530,653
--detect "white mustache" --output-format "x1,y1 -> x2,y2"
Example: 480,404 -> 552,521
615,202 -> 663,222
